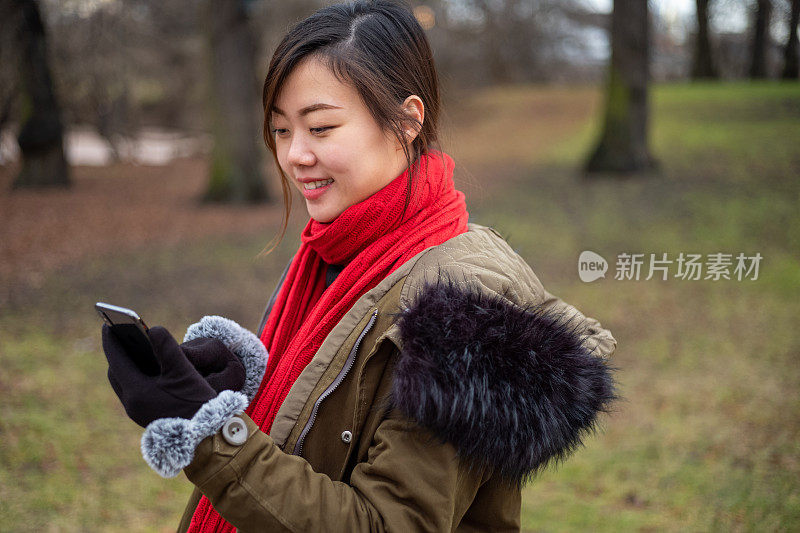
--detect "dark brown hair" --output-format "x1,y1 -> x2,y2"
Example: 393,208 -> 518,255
258,0 -> 442,257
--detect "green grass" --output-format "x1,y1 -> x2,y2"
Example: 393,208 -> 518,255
2,81 -> 799,531
491,80 -> 800,532
0,231 -> 299,531
0,324 -> 190,530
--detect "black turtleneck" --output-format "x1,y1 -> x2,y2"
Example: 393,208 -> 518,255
325,263 -> 345,288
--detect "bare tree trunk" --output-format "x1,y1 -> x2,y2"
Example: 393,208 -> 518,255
782,0 -> 800,79
475,0 -> 513,84
691,0 -> 718,79
585,0 -> 656,174
11,0 -> 70,189
749,0 -> 772,79
202,0 -> 269,204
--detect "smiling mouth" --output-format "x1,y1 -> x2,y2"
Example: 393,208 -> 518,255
302,178 -> 335,190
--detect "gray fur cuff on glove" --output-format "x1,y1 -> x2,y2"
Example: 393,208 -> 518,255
141,390 -> 249,478
183,315 -> 268,403
140,316 -> 268,478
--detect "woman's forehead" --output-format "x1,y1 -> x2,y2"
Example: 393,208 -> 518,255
273,58 -> 354,117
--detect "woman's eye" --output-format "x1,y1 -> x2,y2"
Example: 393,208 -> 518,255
271,127 -> 332,136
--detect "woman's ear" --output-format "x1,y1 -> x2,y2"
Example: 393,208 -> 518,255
401,95 -> 424,144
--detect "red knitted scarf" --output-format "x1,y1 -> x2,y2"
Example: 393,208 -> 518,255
187,149 -> 469,532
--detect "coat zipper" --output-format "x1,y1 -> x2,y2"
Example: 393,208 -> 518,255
292,308 -> 379,457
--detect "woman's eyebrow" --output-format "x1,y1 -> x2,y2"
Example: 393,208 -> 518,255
273,103 -> 343,117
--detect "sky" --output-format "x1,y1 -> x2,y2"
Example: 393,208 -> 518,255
53,0 -> 761,42
590,0 -> 696,16
588,0 -> 751,34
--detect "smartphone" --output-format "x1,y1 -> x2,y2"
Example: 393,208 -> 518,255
96,302 -> 160,375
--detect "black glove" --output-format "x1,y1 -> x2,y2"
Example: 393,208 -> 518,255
180,336 -> 246,394
104,314 -> 267,478
103,324 -> 245,427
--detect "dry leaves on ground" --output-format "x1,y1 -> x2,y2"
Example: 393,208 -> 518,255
0,157 -> 285,289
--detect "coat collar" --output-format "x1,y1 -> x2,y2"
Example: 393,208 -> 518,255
385,269 -> 619,488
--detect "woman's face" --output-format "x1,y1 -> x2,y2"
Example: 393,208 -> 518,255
270,56 -> 420,223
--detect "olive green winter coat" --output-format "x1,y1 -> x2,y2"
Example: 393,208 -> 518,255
177,222 -> 618,532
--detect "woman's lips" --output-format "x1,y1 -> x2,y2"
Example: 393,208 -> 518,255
301,180 -> 333,200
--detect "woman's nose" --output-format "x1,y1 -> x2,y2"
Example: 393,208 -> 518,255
286,134 -> 316,167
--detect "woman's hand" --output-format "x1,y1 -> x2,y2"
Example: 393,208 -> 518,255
102,324 -> 246,427
179,336 -> 247,394
100,316 -> 265,477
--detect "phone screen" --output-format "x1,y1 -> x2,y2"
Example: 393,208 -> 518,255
96,302 -> 160,376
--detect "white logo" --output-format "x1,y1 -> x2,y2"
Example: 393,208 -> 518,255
579,251 -> 608,282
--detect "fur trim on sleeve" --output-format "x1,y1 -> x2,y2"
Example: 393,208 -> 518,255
140,390 -> 249,478
183,315 -> 267,403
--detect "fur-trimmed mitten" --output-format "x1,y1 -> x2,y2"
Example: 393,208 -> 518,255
102,316 -> 267,478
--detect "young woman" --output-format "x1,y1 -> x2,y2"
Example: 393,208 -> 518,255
102,1 -> 619,531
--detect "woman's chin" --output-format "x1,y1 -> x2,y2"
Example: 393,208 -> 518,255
307,205 -> 340,224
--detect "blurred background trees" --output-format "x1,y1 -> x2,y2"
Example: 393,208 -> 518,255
585,0 -> 656,174
749,0 -> 772,78
4,0 -> 70,188
692,0 -> 718,79
202,0 -> 268,203
0,0 -> 798,192
782,0 -> 800,77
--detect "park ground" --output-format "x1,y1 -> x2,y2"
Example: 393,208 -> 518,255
1,81 -> 798,531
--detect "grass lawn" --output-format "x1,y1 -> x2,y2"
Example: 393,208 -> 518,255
1,80 -> 798,531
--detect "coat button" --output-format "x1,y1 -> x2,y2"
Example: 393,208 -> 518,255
341,430 -> 352,444
222,416 -> 248,446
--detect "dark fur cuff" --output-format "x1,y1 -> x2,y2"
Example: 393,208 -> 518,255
387,274 -> 620,488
